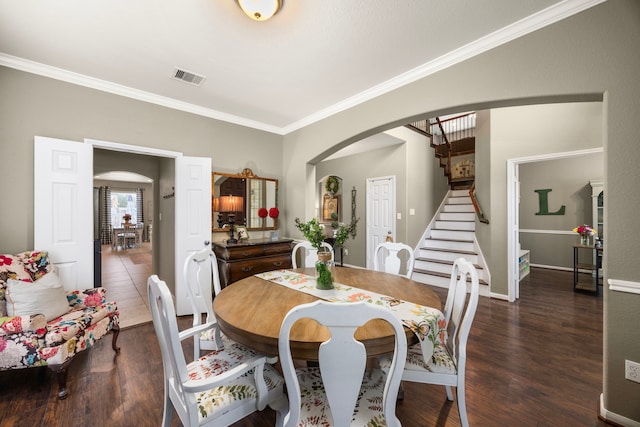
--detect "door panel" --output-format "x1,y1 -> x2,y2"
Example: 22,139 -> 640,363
34,136 -> 93,291
366,176 -> 395,269
175,155 -> 212,315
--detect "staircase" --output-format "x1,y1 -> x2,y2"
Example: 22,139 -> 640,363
412,189 -> 490,295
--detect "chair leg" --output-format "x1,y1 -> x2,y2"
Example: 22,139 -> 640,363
456,382 -> 469,427
161,381 -> 173,427
111,323 -> 121,353
445,385 -> 454,401
48,359 -> 73,400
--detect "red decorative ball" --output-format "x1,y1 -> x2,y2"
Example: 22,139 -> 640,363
268,207 -> 280,218
258,207 -> 268,218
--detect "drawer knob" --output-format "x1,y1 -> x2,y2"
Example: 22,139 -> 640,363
273,262 -> 283,267
241,266 -> 254,272
242,252 -> 251,257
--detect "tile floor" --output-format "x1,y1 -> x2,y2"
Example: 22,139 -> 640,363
101,242 -> 152,329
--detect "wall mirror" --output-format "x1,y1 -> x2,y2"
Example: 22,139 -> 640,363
212,168 -> 278,232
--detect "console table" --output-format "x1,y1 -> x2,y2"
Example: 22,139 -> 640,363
212,238 -> 293,288
573,244 -> 603,295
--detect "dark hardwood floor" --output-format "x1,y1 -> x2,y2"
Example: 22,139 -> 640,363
0,267 -> 608,426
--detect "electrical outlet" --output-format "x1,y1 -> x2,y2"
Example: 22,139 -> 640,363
625,360 -> 640,383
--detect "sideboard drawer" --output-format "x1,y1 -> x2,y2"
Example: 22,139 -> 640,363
212,238 -> 293,288
227,254 -> 292,283
222,245 -> 265,260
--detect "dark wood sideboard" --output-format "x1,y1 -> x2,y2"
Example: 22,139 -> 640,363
212,238 -> 294,288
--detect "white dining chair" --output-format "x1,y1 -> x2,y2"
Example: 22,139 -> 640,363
182,246 -> 225,360
278,300 -> 407,426
380,257 -> 479,427
147,274 -> 286,427
291,240 -> 334,268
373,242 -> 415,278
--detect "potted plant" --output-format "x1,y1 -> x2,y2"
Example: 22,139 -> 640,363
294,217 -> 334,289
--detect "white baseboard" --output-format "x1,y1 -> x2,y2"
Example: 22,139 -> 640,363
600,393 -> 640,427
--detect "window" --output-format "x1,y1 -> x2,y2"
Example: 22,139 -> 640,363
111,191 -> 137,225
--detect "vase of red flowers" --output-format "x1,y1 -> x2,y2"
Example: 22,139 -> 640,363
573,224 -> 596,246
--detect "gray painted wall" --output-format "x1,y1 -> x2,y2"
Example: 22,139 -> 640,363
0,65 -> 283,293
315,126 -> 448,268
519,152 -> 603,269
0,0 -> 638,421
281,2 -> 640,421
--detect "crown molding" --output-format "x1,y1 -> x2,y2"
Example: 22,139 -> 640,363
0,53 -> 282,135
281,0 -> 607,134
0,0 -> 605,136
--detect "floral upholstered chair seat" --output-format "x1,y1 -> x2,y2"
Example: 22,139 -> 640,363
291,367 -> 393,426
187,341 -> 284,424
0,250 -> 120,399
381,342 -> 457,374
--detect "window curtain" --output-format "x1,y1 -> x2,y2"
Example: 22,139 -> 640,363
99,186 -> 112,244
136,188 -> 145,241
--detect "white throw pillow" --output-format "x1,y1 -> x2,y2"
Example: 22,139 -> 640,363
6,272 -> 71,321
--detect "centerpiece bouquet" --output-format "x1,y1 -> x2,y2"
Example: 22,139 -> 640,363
295,217 -> 333,289
573,224 -> 596,245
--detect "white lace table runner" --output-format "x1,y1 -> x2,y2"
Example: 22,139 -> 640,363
255,269 -> 446,362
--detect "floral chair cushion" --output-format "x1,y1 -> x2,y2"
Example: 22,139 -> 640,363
0,254 -> 33,317
187,341 -> 284,424
16,251 -> 54,282
380,342 -> 457,375
289,367 -> 390,426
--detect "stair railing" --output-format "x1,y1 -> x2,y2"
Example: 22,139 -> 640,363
469,182 -> 489,224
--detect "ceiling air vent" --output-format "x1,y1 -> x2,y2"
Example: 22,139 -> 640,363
171,67 -> 206,86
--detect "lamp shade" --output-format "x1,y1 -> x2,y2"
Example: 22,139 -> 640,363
219,195 -> 244,212
236,0 -> 282,21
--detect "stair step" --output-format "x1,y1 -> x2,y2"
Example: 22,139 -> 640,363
443,204 -> 475,213
415,257 -> 483,270
434,220 -> 475,231
430,229 -> 474,240
418,248 -> 479,263
439,212 -> 476,221
422,238 -> 474,252
413,268 -> 489,286
447,196 -> 472,205
450,189 -> 469,197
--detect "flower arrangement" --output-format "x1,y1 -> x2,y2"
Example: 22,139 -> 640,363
268,207 -> 279,219
122,213 -> 132,222
294,216 -> 359,250
258,207 -> 268,218
294,217 -> 326,250
334,218 -> 359,247
573,224 -> 596,237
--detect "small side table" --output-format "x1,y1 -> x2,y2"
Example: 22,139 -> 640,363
573,244 -> 603,295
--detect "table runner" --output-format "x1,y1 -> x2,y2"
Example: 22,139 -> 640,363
255,269 -> 446,363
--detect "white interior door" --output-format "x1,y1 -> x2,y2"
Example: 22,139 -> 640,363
174,155 -> 212,315
366,176 -> 395,269
34,136 -> 93,291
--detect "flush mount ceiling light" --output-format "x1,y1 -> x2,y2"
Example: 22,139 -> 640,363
236,0 -> 282,21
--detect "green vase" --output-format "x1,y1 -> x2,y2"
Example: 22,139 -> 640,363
315,251 -> 334,290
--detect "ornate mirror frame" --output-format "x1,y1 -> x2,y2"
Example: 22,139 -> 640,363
212,168 -> 278,232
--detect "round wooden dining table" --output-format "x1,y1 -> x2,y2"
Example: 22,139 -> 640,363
213,267 -> 442,360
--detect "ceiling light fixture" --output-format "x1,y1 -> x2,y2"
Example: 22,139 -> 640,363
236,0 -> 282,21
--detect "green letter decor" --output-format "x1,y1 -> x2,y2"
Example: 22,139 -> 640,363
534,189 -> 565,215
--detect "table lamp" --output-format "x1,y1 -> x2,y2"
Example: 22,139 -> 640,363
219,195 -> 244,243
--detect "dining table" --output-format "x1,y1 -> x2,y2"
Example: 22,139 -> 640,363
214,267 -> 444,361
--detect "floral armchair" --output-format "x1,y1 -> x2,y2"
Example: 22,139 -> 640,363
0,250 -> 120,399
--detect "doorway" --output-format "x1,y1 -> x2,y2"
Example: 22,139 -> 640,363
366,176 -> 396,269
507,147 -> 604,301
94,170 -> 155,328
